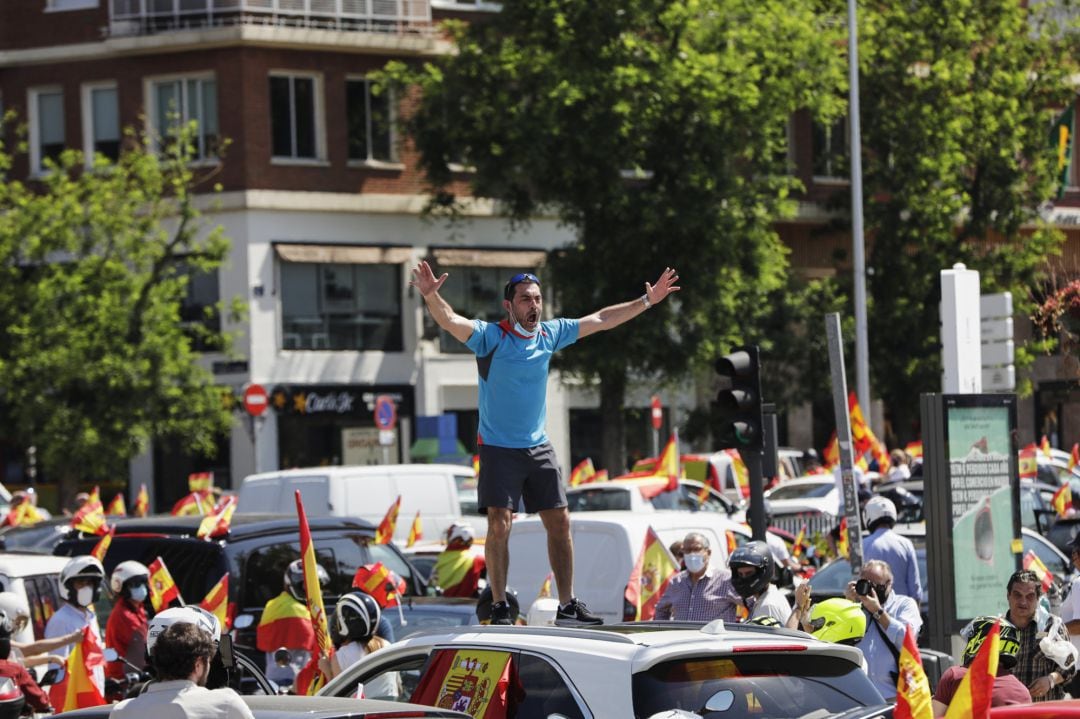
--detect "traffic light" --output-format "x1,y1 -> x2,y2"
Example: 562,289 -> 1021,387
714,345 -> 764,451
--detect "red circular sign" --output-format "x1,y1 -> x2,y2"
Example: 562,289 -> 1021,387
243,383 -> 269,417
651,396 -> 663,430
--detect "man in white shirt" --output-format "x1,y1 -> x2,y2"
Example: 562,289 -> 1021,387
111,606 -> 254,719
729,540 -> 791,625
44,555 -> 106,709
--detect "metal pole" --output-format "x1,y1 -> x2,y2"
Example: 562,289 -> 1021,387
847,0 -> 871,428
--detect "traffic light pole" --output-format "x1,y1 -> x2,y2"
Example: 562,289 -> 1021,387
746,449 -> 766,541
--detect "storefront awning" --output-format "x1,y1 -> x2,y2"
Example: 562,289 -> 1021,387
430,248 -> 547,267
274,243 -> 414,264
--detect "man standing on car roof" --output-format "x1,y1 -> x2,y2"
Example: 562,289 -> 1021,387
411,261 -> 680,627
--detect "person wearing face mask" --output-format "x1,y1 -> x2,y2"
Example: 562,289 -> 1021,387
843,559 -> 922,701
654,532 -> 740,622
45,555 -> 107,709
106,561 -> 151,680
111,607 -> 254,719
411,261 -> 680,627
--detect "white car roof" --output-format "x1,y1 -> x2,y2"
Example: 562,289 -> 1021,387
513,509 -> 749,534
0,553 -> 68,578
243,463 -> 474,481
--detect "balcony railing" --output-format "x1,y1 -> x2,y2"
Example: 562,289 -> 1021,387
108,0 -> 433,37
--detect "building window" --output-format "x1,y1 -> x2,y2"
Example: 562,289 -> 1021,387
179,265 -> 221,352
433,266 -> 527,353
812,115 -> 849,180
82,83 -> 120,163
346,77 -> 395,163
29,87 -> 65,174
148,75 -> 218,160
280,261 -> 402,351
270,74 -> 322,160
46,0 -> 98,10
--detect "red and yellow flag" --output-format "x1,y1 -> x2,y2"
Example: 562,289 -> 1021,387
1023,550 -> 1055,593
410,648 -> 520,717
147,556 -> 182,611
188,471 -> 214,493
375,495 -> 401,544
944,620 -> 1000,719
133,484 -> 150,517
256,592 -> 315,653
1070,444 -> 1080,473
568,458 -> 596,487
2,501 -> 43,528
472,454 -> 480,475
1053,483 -> 1073,518
696,481 -> 711,505
724,449 -> 750,498
1041,435 -> 1053,459
295,490 -> 332,695
792,524 -> 808,558
197,495 -> 237,540
71,493 -> 108,536
406,511 -> 422,548
823,434 -> 840,469
536,572 -> 554,601
725,530 -> 738,556
837,517 -> 850,559
105,494 -> 126,516
590,469 -> 609,483
90,526 -> 114,563
625,526 -> 679,620
905,441 -> 923,460
352,562 -> 406,608
655,434 -> 681,492
171,491 -> 211,516
1019,444 -> 1038,480
61,626 -> 106,711
894,622 -> 933,719
199,573 -> 230,628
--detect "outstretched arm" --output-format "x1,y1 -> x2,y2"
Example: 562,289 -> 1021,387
577,267 -> 680,339
409,261 -> 474,344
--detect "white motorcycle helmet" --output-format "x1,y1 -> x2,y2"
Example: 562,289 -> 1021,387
863,496 -> 898,530
58,556 -> 105,604
0,594 -> 29,636
109,561 -> 150,596
526,598 -> 559,627
146,605 -> 221,656
447,523 -> 476,545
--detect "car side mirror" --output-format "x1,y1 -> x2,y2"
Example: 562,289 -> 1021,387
705,689 -> 736,711
233,614 -> 254,629
103,648 -> 118,662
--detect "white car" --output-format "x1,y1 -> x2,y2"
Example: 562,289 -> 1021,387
565,478 -> 745,520
319,622 -> 890,719
765,476 -> 839,536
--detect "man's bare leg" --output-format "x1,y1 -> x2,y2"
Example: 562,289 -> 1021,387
539,507 -> 573,604
485,507 -> 513,604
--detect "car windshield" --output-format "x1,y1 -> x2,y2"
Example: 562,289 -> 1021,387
768,483 -> 833,500
455,473 -> 479,516
567,488 -> 633,512
632,654 -> 884,718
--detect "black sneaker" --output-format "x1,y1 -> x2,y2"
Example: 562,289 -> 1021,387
489,600 -> 514,626
555,598 -> 603,626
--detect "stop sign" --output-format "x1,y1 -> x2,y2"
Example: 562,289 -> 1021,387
651,395 -> 662,430
243,383 -> 269,417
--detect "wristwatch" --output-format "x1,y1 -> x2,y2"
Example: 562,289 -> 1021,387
873,608 -> 885,620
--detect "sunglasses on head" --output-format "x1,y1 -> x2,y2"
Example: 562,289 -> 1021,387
504,272 -> 541,299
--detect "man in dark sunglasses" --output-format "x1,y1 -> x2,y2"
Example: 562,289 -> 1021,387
410,260 -> 680,626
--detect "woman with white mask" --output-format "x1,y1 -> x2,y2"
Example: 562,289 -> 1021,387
106,561 -> 151,680
44,555 -> 106,708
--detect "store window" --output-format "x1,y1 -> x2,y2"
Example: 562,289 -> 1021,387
280,260 -> 402,351
148,75 -> 218,160
270,73 -> 321,161
346,77 -> 395,163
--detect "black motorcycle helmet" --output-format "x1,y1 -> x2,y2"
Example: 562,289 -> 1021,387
335,591 -> 381,643
729,541 -> 775,599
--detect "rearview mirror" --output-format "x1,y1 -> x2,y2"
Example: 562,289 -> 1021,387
233,614 -> 254,629
705,689 -> 736,712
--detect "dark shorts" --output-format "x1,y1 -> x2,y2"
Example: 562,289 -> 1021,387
478,442 -> 567,514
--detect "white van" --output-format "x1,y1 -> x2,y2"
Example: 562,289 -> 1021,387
236,464 -> 480,543
506,510 -> 751,624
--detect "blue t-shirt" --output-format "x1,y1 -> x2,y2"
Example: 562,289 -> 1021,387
465,318 -> 579,448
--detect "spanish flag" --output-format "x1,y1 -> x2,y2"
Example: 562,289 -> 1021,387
61,626 -> 106,711
105,493 -> 126,516
171,491 -> 211,517
905,441 -> 923,460
591,469 -> 609,483
199,573 -> 230,628
71,497 -> 108,536
1023,550 -> 1055,593
410,648 -> 521,717
133,484 -> 150,517
823,434 -> 840,469
197,495 -> 237,540
188,471 -> 214,493
2,501 -> 43,528
655,433 -> 681,492
375,495 -> 401,544
1070,444 -> 1080,473
295,490 -> 332,695
147,556 -> 182,611
352,563 -> 406,609
944,620 -> 999,719
90,526 -> 113,563
1053,483 -> 1073,518
625,526 -> 679,620
1041,435 -> 1054,459
727,449 -> 750,498
792,524 -> 808,558
837,517 -> 850,559
406,511 -> 422,548
1019,444 -> 1038,480
569,458 -> 596,487
894,623 -> 933,719
256,591 -> 315,653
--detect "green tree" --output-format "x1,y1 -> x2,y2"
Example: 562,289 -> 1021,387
854,0 -> 1080,440
386,0 -> 845,471
0,121 -> 239,509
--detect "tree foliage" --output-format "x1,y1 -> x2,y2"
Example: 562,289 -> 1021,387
0,121 -> 239,505
385,0 -> 846,470
853,0 -> 1080,442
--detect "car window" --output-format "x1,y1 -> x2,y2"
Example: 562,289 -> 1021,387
240,542 -> 336,608
335,653 -> 428,702
386,605 -> 477,642
516,653 -> 586,719
768,483 -> 833,500
455,472 -> 479,517
1024,534 -> 1070,579
366,543 -> 417,591
25,575 -> 59,640
566,489 -> 632,512
632,654 -> 884,718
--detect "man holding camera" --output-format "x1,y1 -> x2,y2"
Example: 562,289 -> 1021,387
844,559 -> 922,701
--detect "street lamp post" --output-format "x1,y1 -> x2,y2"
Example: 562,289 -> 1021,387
847,0 -> 871,425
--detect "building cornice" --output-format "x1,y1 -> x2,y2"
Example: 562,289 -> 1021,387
202,190 -> 498,217
0,25 -> 453,68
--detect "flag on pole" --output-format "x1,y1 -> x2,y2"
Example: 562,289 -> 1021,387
147,556 -> 182,611
1070,444 -> 1080,473
1041,435 -> 1054,459
375,495 -> 402,544
61,626 -> 106,711
133,484 -> 149,517
823,433 -> 840,469
1019,444 -> 1038,480
171,492 -> 211,516
71,494 -> 108,536
894,623 -> 933,719
407,511 -> 423,548
1053,483 -> 1073,518
197,495 -> 237,540
1052,104 -> 1075,199
295,490 -> 333,695
536,572 -> 553,602
105,494 -> 126,516
188,471 -> 214,493
624,526 -> 679,620
568,458 -> 596,487
944,620 -> 1000,719
198,573 -> 230,628
90,526 -> 114,563
905,441 -> 923,460
726,450 -> 750,498
655,432 -> 681,492
792,524 -> 808,558
1023,550 -> 1055,593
